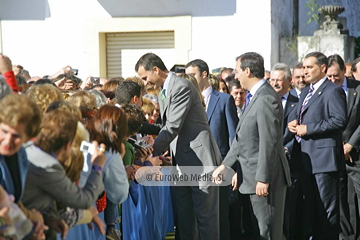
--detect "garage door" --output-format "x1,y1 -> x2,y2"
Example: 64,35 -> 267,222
106,31 -> 175,79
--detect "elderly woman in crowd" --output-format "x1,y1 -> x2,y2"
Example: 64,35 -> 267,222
0,94 -> 47,239
21,109 -> 107,239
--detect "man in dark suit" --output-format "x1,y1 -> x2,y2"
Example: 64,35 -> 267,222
185,59 -> 238,240
288,52 -> 347,239
136,53 -> 223,239
289,63 -> 308,99
270,63 -> 302,239
327,54 -> 360,240
213,52 -> 292,239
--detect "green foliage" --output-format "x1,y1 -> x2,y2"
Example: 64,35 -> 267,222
305,0 -> 320,24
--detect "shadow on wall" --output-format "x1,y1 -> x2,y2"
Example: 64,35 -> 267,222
97,0 -> 236,17
0,0 -> 50,20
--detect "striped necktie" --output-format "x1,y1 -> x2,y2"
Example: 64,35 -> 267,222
243,92 -> 252,110
296,85 -> 314,142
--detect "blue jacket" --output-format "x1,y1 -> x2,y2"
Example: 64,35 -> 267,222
207,89 -> 238,158
0,147 -> 29,203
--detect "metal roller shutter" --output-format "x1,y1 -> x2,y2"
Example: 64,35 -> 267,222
106,31 -> 175,79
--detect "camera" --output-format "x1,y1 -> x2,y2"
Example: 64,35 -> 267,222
91,77 -> 100,84
70,69 -> 79,75
80,141 -> 95,155
128,138 -> 151,150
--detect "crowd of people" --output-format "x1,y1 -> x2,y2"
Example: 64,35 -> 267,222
0,50 -> 360,240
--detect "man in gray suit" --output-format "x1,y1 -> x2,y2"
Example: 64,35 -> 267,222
213,52 -> 291,239
136,53 -> 223,239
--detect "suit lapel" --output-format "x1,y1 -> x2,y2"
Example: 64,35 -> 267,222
284,94 -> 298,118
160,74 -> 175,122
301,79 -> 329,113
206,90 -> 219,121
236,83 -> 267,132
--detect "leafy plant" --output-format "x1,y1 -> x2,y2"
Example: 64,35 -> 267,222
305,0 -> 320,24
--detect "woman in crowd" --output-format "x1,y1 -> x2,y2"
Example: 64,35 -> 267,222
26,84 -> 64,112
80,105 -> 130,240
21,109 -> 107,239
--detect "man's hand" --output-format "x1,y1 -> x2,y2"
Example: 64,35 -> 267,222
125,165 -> 136,180
212,164 -> 226,184
49,65 -> 72,79
231,172 -> 238,191
0,54 -> 13,74
146,154 -> 162,166
80,76 -> 93,90
288,120 -> 298,134
344,143 -> 353,155
55,77 -> 67,89
296,124 -> 307,137
31,209 -> 48,240
47,218 -> 68,239
256,182 -> 269,197
12,65 -> 23,76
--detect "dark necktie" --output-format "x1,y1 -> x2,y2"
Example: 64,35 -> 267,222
296,85 -> 314,142
243,92 -> 252,110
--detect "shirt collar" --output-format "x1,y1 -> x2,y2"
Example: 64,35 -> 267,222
249,79 -> 266,97
311,76 -> 327,93
295,88 -> 301,97
162,71 -> 172,95
202,86 -> 213,98
342,77 -> 348,90
281,91 -> 289,100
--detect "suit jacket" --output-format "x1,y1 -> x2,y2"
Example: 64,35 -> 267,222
153,73 -> 222,172
0,147 -> 28,203
222,82 -> 292,194
283,93 -> 299,152
22,142 -> 104,213
289,88 -> 300,98
207,89 -> 238,158
342,78 -> 360,161
296,79 -> 347,174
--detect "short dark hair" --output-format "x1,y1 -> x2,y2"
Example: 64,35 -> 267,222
122,104 -> 145,136
327,54 -> 345,71
135,53 -> 167,72
351,57 -> 360,72
185,59 -> 210,77
293,62 -> 303,70
304,52 -> 328,72
224,74 -> 235,83
228,79 -> 241,91
115,81 -> 141,105
235,52 -> 265,79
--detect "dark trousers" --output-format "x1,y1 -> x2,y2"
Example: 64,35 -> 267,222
283,178 -> 305,240
173,185 -> 219,240
300,170 -> 340,239
346,161 -> 360,240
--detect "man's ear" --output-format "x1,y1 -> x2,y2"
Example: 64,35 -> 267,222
201,71 -> 208,79
320,64 -> 327,73
130,96 -> 137,104
245,67 -> 252,77
153,66 -> 160,75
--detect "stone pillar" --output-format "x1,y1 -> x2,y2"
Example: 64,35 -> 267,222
297,5 -> 354,62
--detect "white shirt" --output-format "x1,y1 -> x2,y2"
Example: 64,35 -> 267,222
162,71 -> 173,97
341,77 -> 348,100
249,79 -> 266,103
202,86 -> 213,110
295,88 -> 301,99
311,76 -> 327,93
280,91 -> 289,109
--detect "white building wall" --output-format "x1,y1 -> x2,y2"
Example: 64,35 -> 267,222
1,0 -> 273,79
